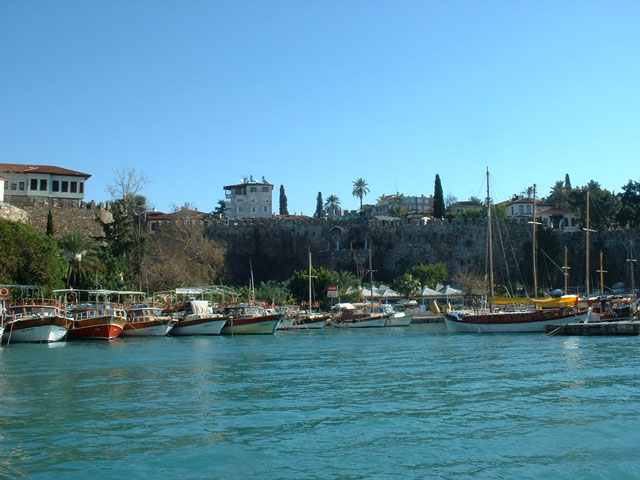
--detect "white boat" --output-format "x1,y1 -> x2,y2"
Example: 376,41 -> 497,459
278,311 -> 330,330
330,303 -> 390,328
170,300 -> 227,335
221,305 -> 283,335
378,304 -> 413,327
3,297 -> 73,343
123,304 -> 176,336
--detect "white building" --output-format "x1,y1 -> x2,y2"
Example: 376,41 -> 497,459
223,176 -> 274,219
0,174 -> 6,203
0,163 -> 91,206
374,194 -> 433,215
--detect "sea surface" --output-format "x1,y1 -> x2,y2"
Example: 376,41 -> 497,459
1,324 -> 639,479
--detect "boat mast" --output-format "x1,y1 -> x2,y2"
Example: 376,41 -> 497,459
486,168 -> 494,311
627,239 -> 637,294
308,248 -> 312,316
531,184 -> 539,298
585,191 -> 591,296
597,251 -> 607,295
563,246 -> 570,295
249,259 -> 255,304
369,244 -> 375,313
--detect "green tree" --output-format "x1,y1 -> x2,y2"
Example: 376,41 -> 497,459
279,185 -> 289,215
0,219 -> 65,291
392,273 -> 421,297
255,280 -> 291,305
433,174 -> 445,218
409,263 -> 449,289
58,231 -> 104,288
568,181 -> 620,230
547,180 -> 569,209
46,209 -> 55,237
335,270 -> 361,302
564,173 -> 572,190
352,178 -> 370,214
388,194 -> 407,217
616,180 -> 640,228
314,192 -> 324,218
324,195 -> 341,217
287,267 -> 336,309
213,199 -> 227,216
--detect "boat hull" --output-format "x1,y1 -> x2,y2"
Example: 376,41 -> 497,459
331,316 -> 389,328
386,315 -> 413,327
444,310 -> 589,333
221,314 -> 282,335
170,317 -> 227,335
122,320 -> 175,336
278,314 -> 329,330
2,315 -> 72,343
67,317 -> 126,340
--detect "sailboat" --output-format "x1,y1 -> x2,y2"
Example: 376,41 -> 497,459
330,246 -> 391,328
278,250 -> 330,330
444,170 -> 589,333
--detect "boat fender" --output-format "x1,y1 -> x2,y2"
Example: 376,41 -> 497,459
0,287 -> 9,298
68,292 -> 76,302
301,301 -> 307,308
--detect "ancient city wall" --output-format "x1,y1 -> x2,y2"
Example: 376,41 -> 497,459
18,199 -> 113,238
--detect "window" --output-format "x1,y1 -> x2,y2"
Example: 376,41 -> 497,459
250,186 -> 257,192
3,182 -> 7,190
237,198 -> 243,203
11,183 -> 16,191
19,182 -> 25,191
518,205 -> 524,214
250,198 -> 256,203
52,180 -> 59,192
70,182 -> 77,193
79,182 -> 84,194
263,206 -> 268,212
30,179 -> 38,190
252,207 -> 256,213
238,206 -> 244,213
235,188 -> 244,195
526,205 -> 531,214
262,186 -> 269,192
61,181 -> 69,192
40,179 -> 47,191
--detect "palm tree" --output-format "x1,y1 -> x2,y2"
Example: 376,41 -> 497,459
58,231 -> 103,288
352,178 -> 370,213
324,195 -> 341,217
547,180 -> 568,209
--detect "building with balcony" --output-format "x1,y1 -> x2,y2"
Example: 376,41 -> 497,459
223,176 -> 274,219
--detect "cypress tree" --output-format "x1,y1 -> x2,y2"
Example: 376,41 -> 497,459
279,185 -> 289,215
433,174 -> 445,218
564,174 -> 572,190
46,209 -> 55,237
315,192 -> 324,217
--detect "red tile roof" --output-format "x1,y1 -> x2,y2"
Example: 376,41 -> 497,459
0,163 -> 91,178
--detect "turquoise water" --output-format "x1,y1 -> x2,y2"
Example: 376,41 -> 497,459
1,325 -> 639,479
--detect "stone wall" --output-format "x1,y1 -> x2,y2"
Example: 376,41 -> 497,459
19,199 -> 113,238
205,217 -> 640,290
0,204 -> 29,223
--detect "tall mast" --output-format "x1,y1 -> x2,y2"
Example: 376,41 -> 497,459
369,245 -> 374,313
597,250 -> 607,295
308,248 -> 312,315
627,239 -> 637,294
486,168 -> 494,310
531,184 -> 538,298
585,191 -> 591,296
563,246 -> 570,295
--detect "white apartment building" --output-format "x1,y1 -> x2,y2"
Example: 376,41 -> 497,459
223,176 -> 274,219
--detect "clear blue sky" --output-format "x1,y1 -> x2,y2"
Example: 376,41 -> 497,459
2,1 -> 639,214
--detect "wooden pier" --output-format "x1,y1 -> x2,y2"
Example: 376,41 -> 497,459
546,321 -> 640,336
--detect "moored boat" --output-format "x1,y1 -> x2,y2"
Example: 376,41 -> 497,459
221,304 -> 283,335
123,304 -> 177,336
169,300 -> 227,335
330,303 -> 390,328
278,311 -> 330,330
379,304 -> 413,327
67,302 -> 127,340
3,298 -> 73,343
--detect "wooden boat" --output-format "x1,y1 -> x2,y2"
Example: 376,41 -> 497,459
445,172 -> 588,333
221,304 -> 283,335
330,303 -> 391,328
3,298 -> 73,343
170,300 -> 227,335
67,302 -> 127,340
278,310 -> 331,330
123,304 -> 177,336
